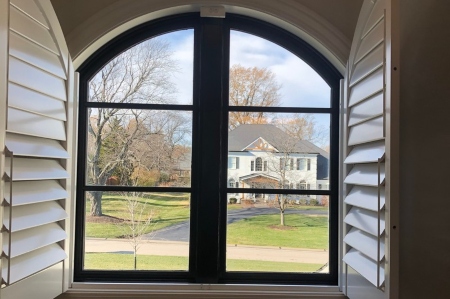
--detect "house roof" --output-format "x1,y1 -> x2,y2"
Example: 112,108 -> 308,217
228,124 -> 329,158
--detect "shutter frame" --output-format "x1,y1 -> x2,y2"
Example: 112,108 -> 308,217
1,1 -> 72,295
343,0 -> 389,295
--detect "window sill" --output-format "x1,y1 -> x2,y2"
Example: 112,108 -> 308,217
59,283 -> 345,299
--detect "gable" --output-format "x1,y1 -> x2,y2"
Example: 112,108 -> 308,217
242,137 -> 277,152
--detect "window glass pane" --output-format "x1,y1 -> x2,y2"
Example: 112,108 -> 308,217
89,30 -> 193,105
84,192 -> 190,270
228,113 -> 330,190
229,31 -> 330,108
86,109 -> 192,187
226,193 -> 329,273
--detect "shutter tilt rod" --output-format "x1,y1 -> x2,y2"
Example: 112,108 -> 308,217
377,154 -> 385,289
2,146 -> 13,286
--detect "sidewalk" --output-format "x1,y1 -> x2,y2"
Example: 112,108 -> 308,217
85,238 -> 328,264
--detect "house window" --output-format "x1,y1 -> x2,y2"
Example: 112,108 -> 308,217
229,157 -> 239,169
76,13 -> 340,285
255,157 -> 263,171
299,180 -> 307,190
297,158 -> 310,171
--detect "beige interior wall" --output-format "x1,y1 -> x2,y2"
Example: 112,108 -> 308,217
399,1 -> 450,298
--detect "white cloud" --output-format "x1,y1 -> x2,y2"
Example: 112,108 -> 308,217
230,31 -> 330,108
159,30 -> 194,105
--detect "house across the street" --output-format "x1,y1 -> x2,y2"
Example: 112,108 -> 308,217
227,124 -> 329,203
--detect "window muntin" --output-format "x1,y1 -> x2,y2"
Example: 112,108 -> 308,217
76,13 -> 340,285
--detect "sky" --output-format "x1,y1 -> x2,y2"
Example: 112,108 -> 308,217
134,29 -> 330,148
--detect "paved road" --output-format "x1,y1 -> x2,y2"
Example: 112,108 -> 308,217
144,207 -> 327,242
85,239 -> 329,265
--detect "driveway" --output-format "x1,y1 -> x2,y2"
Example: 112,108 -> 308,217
143,207 -> 327,242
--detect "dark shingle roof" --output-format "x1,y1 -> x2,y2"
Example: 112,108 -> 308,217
228,124 -> 328,157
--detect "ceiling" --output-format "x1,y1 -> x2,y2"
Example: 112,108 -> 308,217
50,0 -> 363,66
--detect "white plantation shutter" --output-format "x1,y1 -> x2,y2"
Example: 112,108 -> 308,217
343,0 -> 393,298
0,0 -> 73,298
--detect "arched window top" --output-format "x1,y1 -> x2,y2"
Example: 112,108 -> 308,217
78,14 -> 341,89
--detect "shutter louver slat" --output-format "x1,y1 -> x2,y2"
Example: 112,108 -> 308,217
348,92 -> 383,127
343,249 -> 385,287
344,207 -> 385,236
4,157 -> 68,181
350,44 -> 384,87
7,108 -> 66,140
5,133 -> 69,158
344,164 -> 385,187
348,116 -> 384,146
9,32 -> 66,79
10,0 -> 49,29
345,186 -> 385,211
348,68 -> 383,107
344,227 -> 385,261
1,244 -> 66,285
8,82 -> 67,121
2,223 -> 66,258
354,19 -> 384,64
2,201 -> 67,232
361,0 -> 385,38
3,180 -> 67,206
9,6 -> 57,54
9,56 -> 66,101
344,141 -> 385,164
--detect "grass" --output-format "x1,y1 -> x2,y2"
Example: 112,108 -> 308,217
84,253 -> 323,273
227,214 -> 328,249
86,193 -> 328,251
86,192 -> 190,238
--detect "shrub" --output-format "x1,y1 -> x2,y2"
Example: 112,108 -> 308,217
229,197 -> 237,204
309,198 -> 319,206
298,198 -> 308,206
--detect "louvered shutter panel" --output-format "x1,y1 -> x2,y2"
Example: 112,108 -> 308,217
0,0 -> 73,297
343,0 -> 391,298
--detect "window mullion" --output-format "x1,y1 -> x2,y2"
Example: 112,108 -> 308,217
194,18 -> 226,283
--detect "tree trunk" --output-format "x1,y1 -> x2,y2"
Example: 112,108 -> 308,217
90,191 -> 103,216
134,251 -> 137,270
280,210 -> 285,226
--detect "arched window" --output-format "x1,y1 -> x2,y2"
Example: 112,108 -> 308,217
76,13 -> 340,285
255,157 -> 263,171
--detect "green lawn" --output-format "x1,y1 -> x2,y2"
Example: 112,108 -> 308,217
85,253 -> 322,273
87,194 -> 328,251
86,193 -> 190,238
227,214 -> 328,249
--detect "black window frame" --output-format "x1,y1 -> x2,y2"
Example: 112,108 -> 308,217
75,12 -> 341,285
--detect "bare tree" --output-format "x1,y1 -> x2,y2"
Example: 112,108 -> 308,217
87,38 -> 178,216
119,193 -> 154,270
273,114 -> 327,147
229,64 -> 281,130
263,132 -> 315,226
